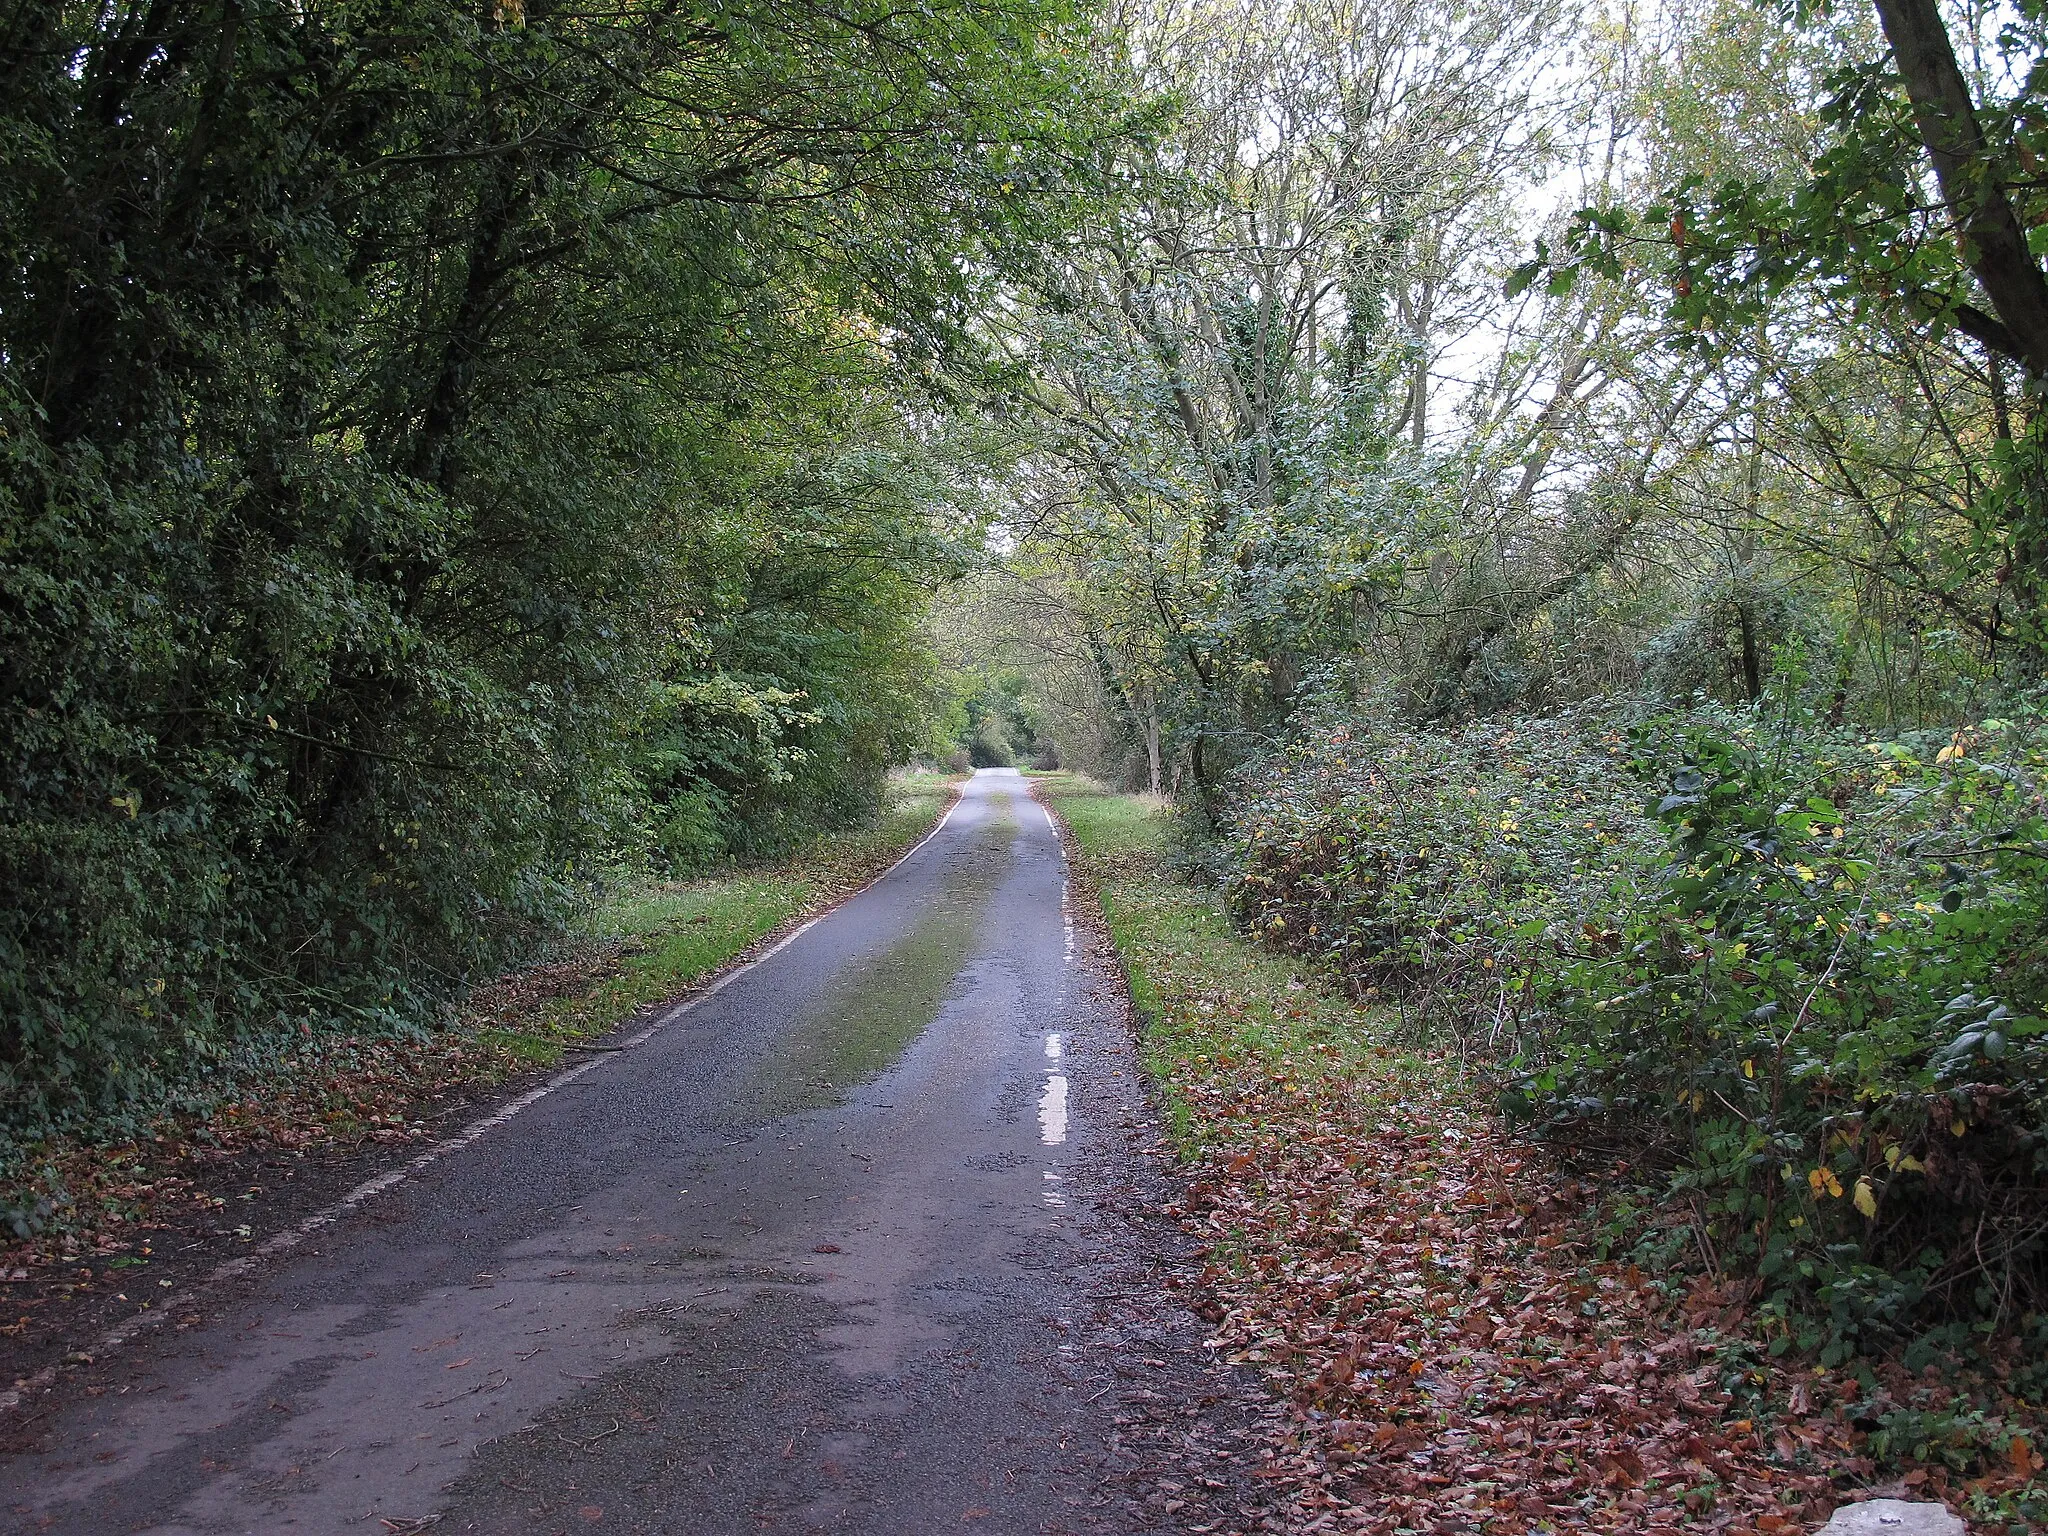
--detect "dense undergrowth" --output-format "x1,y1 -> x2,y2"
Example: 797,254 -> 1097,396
1224,689 -> 2048,1388
1043,772 -> 2048,1532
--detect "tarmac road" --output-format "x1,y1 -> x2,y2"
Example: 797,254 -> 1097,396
3,770 -> 1267,1535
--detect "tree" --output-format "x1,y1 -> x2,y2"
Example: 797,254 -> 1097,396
1522,0 -> 2048,651
0,0 -> 1114,1141
1003,0 -> 1568,804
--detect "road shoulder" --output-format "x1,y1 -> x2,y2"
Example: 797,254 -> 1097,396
1032,771 -> 1887,1535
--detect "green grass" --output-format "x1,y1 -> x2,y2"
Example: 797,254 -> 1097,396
1034,772 -> 1440,1149
471,770 -> 961,1070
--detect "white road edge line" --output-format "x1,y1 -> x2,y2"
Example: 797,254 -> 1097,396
1,784 -> 969,1412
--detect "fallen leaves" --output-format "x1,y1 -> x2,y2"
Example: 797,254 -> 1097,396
1041,778 -> 2044,1536
1168,1058 -> 1849,1533
1168,1038 -> 2048,1533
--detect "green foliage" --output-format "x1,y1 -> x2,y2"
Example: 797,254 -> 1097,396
1226,687 -> 2048,1353
942,667 -> 1043,769
1637,568 -> 1829,706
627,449 -> 975,871
0,0 -> 1112,1152
1518,706 -> 2048,1347
1515,1 -> 2048,652
1852,1382 -> 2048,1524
1226,692 -> 1655,1011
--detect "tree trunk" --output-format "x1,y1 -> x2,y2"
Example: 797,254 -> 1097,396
1408,269 -> 1433,449
1870,0 -> 2048,377
1737,601 -> 1764,702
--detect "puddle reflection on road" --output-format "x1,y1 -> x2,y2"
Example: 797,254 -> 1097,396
736,795 -> 1017,1120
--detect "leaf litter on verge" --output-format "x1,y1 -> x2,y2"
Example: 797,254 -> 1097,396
1040,776 -> 2040,1536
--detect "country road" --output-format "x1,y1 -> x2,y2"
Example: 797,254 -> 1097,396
3,771 -> 1269,1535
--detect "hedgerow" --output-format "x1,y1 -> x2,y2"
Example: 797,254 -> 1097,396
1226,699 -> 1658,1017
1,0 -> 1093,1159
1225,691 -> 2048,1361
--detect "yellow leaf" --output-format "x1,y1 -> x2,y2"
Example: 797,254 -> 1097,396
1853,1178 -> 1877,1219
1807,1167 -> 1826,1195
1742,1059 -> 1755,1079
1899,1155 -> 1924,1172
1951,1118 -> 1968,1137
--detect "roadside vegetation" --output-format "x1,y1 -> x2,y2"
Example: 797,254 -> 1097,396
941,0 -> 2048,1522
13,0 -> 2048,1523
1229,695 -> 2048,1365
1,772 -> 957,1295
1040,773 -> 2047,1532
0,0 -> 1110,1164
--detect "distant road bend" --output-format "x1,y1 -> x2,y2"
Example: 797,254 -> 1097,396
4,770 -> 1251,1535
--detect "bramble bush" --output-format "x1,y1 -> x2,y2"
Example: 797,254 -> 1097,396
1518,708 -> 2048,1356
1226,690 -> 2048,1356
1225,697 -> 1659,1020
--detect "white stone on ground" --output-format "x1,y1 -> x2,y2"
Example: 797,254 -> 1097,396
1818,1499 -> 1966,1535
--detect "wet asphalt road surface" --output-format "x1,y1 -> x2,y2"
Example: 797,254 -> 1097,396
4,771 -> 1276,1535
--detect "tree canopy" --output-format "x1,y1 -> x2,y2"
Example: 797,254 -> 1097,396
0,0 -> 1119,1139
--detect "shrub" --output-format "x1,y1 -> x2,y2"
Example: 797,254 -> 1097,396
1511,708 -> 2048,1348
1224,697 -> 1657,1017
1225,690 -> 2048,1352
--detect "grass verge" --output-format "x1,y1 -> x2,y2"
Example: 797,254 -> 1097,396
467,769 -> 963,1072
1035,773 -> 2048,1535
1034,773 -> 1445,1147
0,770 -> 961,1339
